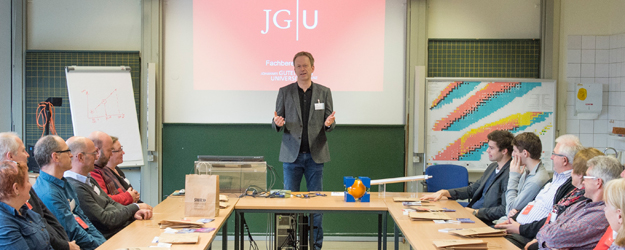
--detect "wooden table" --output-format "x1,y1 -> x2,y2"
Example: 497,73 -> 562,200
383,192 -> 519,250
97,194 -> 239,250
234,192 -> 389,250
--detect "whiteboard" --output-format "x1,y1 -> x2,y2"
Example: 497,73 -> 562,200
66,66 -> 144,167
425,78 -> 557,172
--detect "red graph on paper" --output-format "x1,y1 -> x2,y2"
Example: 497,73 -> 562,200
82,89 -> 125,123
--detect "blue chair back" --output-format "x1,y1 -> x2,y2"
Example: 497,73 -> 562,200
425,164 -> 469,193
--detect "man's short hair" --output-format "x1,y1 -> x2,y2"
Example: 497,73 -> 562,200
587,155 -> 623,184
555,134 -> 584,163
572,148 -> 604,175
34,135 -> 62,167
67,137 -> 88,155
111,136 -> 119,144
0,132 -> 20,161
512,132 -> 542,160
293,51 -> 314,67
0,161 -> 28,200
486,130 -> 514,156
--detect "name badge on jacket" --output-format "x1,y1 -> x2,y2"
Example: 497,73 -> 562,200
314,103 -> 325,110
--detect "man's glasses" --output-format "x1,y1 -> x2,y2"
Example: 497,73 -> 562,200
82,150 -> 98,156
551,152 -> 567,158
583,175 -> 599,180
112,146 -> 124,153
54,149 -> 71,154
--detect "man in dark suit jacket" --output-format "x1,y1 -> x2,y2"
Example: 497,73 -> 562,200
272,51 -> 335,250
421,130 -> 514,224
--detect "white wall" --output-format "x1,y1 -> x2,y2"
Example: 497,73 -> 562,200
559,0 -> 625,151
27,0 -> 142,50
1,0 -> 12,132
427,0 -> 541,39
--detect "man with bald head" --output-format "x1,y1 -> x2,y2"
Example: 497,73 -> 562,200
32,135 -> 106,250
0,132 -> 79,250
88,131 -> 141,205
65,136 -> 151,239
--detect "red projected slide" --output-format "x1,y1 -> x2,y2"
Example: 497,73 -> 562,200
193,0 -> 385,91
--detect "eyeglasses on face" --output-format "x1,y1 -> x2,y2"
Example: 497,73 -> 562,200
54,149 -> 71,154
112,146 -> 124,153
583,175 -> 599,180
551,152 -> 567,158
81,150 -> 98,156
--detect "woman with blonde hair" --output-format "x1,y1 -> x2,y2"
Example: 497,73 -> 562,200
603,178 -> 625,250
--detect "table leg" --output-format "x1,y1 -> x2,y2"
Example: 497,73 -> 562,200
394,223 -> 399,250
240,212 -> 245,250
309,213 -> 314,250
234,211 -> 239,250
383,212 -> 387,250
222,218 -> 228,250
378,213 -> 382,250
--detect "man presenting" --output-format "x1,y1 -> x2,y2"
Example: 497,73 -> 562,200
272,51 -> 335,250
421,130 -> 514,224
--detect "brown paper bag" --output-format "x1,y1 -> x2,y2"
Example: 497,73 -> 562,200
185,174 -> 219,217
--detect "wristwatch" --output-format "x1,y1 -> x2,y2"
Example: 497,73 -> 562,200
472,210 -> 478,216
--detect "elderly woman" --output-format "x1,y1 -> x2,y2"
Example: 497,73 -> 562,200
523,147 -> 604,250
603,178 -> 625,250
0,161 -> 52,249
91,136 -> 141,205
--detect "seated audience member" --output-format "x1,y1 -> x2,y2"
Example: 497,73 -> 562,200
495,132 -> 550,224
90,132 -> 142,206
602,178 -> 625,250
65,136 -> 152,239
526,148 -> 604,249
91,135 -> 141,205
535,155 -> 622,249
421,130 -> 514,224
595,170 -> 625,250
32,135 -> 106,250
0,132 -> 78,250
495,134 -> 583,247
514,148 -> 604,249
0,161 -> 52,249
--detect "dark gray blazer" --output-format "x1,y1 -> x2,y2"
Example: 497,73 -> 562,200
66,176 -> 139,239
272,82 -> 335,163
448,160 -> 511,224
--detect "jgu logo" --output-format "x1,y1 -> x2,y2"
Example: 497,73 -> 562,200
260,0 -> 318,41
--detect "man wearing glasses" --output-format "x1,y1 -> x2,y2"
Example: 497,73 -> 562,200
0,132 -> 80,250
89,131 -> 141,205
64,136 -> 152,239
496,134 -> 583,247
32,135 -> 106,250
536,155 -> 622,249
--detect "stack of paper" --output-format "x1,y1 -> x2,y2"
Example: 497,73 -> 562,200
219,195 -> 228,202
449,227 -> 506,237
432,239 -> 487,250
158,232 -> 200,244
393,197 -> 420,202
219,202 -> 229,208
409,211 -> 452,220
158,220 -> 204,229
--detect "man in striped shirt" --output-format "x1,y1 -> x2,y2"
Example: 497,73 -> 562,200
495,135 -> 583,246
